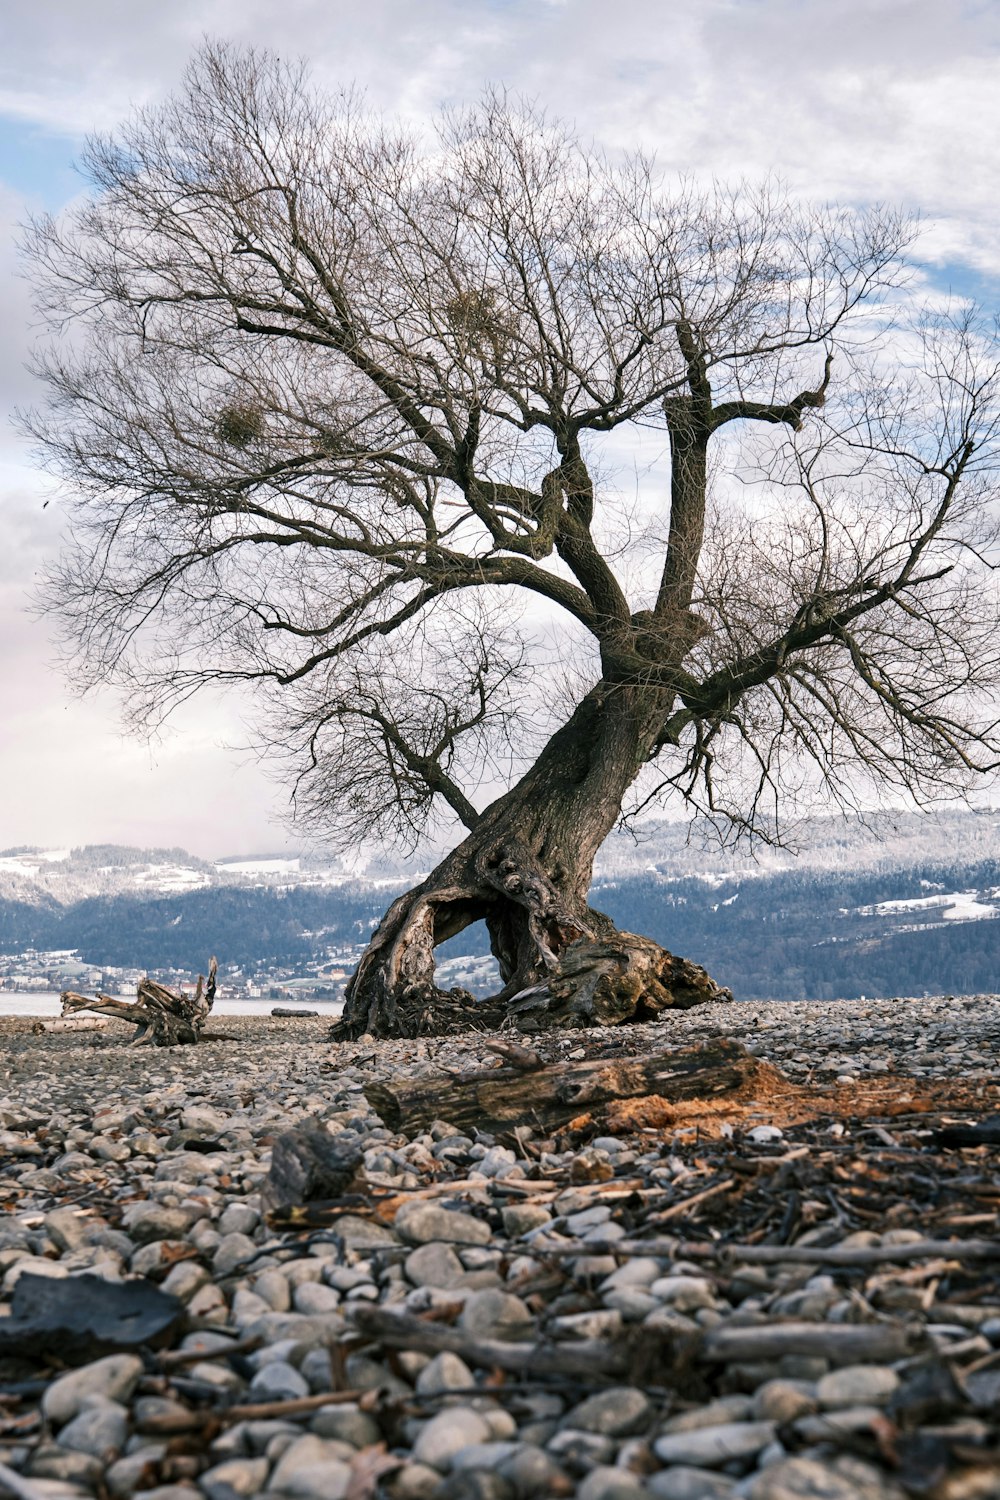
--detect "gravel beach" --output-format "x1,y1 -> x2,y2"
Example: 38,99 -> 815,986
1,995 -> 998,1500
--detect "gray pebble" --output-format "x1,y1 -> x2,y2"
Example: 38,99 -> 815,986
396,1202 -> 492,1246
412,1406 -> 492,1469
653,1420 -> 776,1468
199,1456 -> 270,1499
57,1397 -> 128,1460
562,1386 -> 651,1436
248,1360 -> 310,1400
815,1364 -> 899,1409
42,1354 -> 144,1426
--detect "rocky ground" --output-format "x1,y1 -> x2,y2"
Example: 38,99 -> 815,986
0,995 -> 999,1500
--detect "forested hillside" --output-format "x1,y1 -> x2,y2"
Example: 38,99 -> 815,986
2,843 -> 999,999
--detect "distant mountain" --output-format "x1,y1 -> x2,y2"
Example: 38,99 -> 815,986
4,809 -> 1000,999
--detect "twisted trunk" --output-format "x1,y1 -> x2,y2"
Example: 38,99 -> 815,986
335,682 -> 730,1038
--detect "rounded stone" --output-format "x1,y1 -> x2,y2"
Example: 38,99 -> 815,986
212,1231 -> 259,1275
577,1467 -> 650,1500
248,1361 -> 310,1401
268,1435 -> 353,1499
746,1455 -> 867,1499
752,1380 -> 818,1423
42,1354 -> 144,1426
405,1241 -> 466,1289
395,1203 -> 492,1246
310,1402 -> 382,1448
199,1456 -> 270,1500
653,1420 -> 776,1469
815,1364 -> 899,1410
412,1406 -> 493,1470
415,1351 -> 476,1396
563,1386 -> 652,1436
57,1398 -> 128,1460
459,1289 -> 533,1343
647,1468 -> 737,1499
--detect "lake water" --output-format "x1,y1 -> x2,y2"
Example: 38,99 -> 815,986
0,992 -> 344,1018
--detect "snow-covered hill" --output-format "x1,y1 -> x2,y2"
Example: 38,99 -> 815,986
4,806 -> 1000,910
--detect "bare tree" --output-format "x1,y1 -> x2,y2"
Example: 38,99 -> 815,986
23,45 -> 1000,1035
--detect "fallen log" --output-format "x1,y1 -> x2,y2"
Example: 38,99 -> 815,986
364,1037 -> 761,1136
61,956 -> 217,1046
30,1016 -> 110,1034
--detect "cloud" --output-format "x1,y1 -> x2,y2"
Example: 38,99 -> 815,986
2,0 -> 1000,852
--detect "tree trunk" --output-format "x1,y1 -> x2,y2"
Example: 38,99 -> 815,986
334,684 -> 731,1039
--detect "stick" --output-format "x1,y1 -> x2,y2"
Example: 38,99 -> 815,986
0,1461 -> 51,1500
701,1320 -> 918,1364
529,1235 -> 1000,1269
348,1305 -> 625,1380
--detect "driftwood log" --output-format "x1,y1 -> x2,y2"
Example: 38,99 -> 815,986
364,1037 -> 759,1136
60,957 -> 217,1046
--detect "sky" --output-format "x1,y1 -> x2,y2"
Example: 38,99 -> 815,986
1,0 -> 1000,859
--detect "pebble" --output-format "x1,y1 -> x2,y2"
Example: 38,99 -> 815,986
653,1420 -> 777,1468
815,1364 -> 900,1409
42,1355 -> 144,1426
412,1406 -> 493,1468
1,1001 -> 996,1500
396,1202 -> 492,1245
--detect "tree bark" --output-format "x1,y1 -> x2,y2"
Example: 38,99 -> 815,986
334,684 -> 731,1038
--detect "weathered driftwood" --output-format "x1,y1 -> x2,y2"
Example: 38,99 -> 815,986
60,957 -> 217,1046
348,1305 -> 626,1380
364,1037 -> 759,1136
534,1235 -> 1000,1269
701,1319 -> 919,1364
30,1016 -> 110,1034
349,1305 -> 918,1378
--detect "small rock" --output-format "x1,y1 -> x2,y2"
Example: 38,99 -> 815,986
653,1420 -> 776,1468
501,1204 -> 552,1236
816,1364 -> 899,1409
199,1456 -> 270,1499
405,1241 -> 466,1288
562,1386 -> 651,1436
396,1203 -> 492,1246
218,1202 -> 260,1236
415,1351 -> 476,1396
746,1455 -> 868,1499
388,1461 -> 446,1499
57,1398 -> 128,1460
577,1468 -> 650,1500
212,1232 -> 258,1276
752,1380 -> 818,1423
459,1289 -> 533,1342
659,1396 -> 752,1433
412,1406 -> 492,1469
647,1468 -> 737,1499
309,1402 -> 381,1447
267,1435 -> 353,1498
42,1354 -> 144,1426
248,1361 -> 310,1401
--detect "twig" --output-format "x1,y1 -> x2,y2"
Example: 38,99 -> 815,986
0,1461 -> 51,1500
348,1305 -> 625,1380
701,1320 -> 919,1364
647,1178 -> 735,1224
529,1235 -> 1000,1269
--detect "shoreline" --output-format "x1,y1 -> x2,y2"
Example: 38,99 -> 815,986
1,992 -> 997,1499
